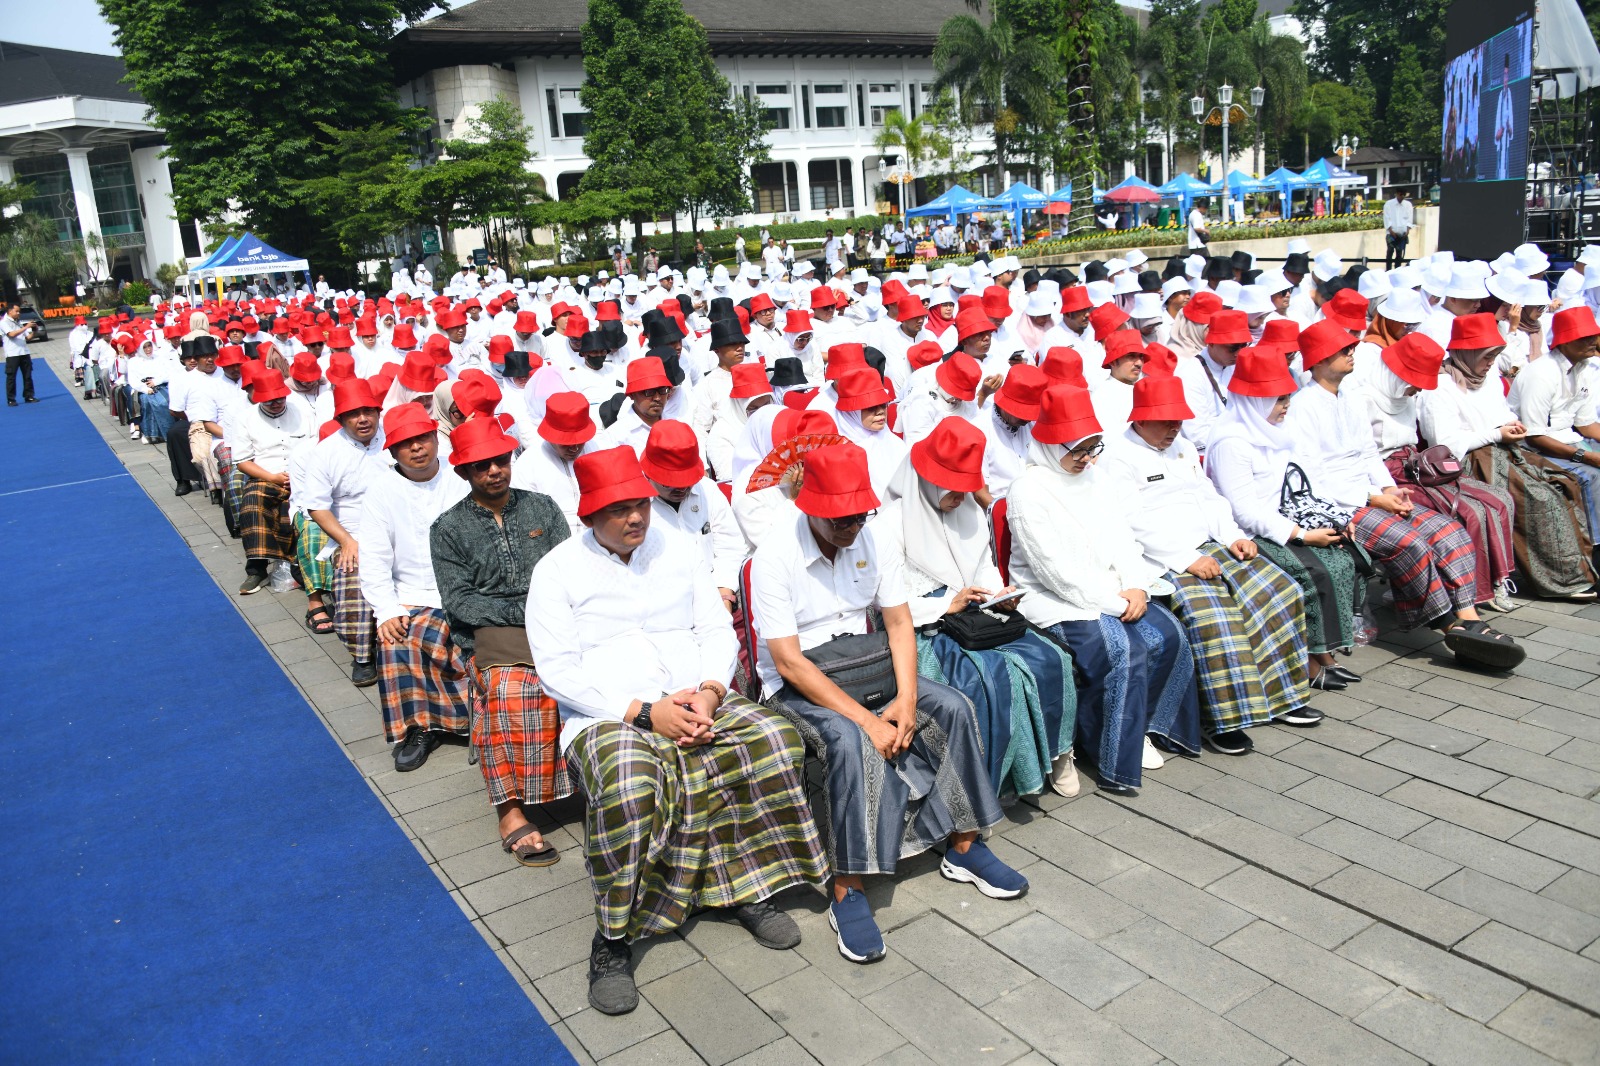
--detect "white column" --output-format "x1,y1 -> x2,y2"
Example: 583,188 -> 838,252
63,147 -> 106,278
793,158 -> 811,219
0,155 -> 16,218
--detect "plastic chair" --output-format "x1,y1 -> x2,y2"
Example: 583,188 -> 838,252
990,496 -> 1013,586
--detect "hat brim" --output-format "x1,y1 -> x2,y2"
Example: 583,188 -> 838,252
576,474 -> 656,517
793,482 -> 881,519
1324,311 -> 1367,332
449,436 -> 519,467
835,388 -> 891,412
385,423 -> 439,448
1128,401 -> 1194,422
995,395 -> 1041,422
640,455 -> 704,488
1381,349 -> 1440,390
910,439 -> 985,493
253,385 -> 291,404
1206,329 -> 1252,346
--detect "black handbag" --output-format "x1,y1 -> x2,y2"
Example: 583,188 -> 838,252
1279,462 -> 1354,531
804,631 -> 898,711
939,604 -> 1027,651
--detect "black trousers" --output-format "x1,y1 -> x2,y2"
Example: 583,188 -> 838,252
5,354 -> 34,402
166,414 -> 203,484
1385,232 -> 1409,270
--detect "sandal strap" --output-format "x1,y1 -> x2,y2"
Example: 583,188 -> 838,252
501,823 -> 541,852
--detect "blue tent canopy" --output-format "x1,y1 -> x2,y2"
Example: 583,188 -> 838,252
1262,166 -> 1314,190
1157,172 -> 1212,197
971,182 -> 1051,239
1208,169 -> 1267,195
1301,159 -> 1367,188
1046,184 -> 1073,203
904,184 -> 987,221
192,235 -> 242,272
194,232 -> 311,282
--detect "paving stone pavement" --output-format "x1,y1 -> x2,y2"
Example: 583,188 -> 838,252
44,336 -> 1600,1065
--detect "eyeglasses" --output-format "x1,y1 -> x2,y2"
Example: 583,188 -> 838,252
635,387 -> 671,399
464,454 -> 513,474
1067,441 -> 1105,460
827,510 -> 877,530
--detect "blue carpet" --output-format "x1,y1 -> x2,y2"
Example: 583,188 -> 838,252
0,365 -> 574,1064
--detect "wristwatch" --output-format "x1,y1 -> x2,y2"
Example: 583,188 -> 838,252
634,701 -> 654,733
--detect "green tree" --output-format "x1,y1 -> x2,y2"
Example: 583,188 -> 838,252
1242,17 -> 1308,173
1383,45 -> 1437,153
0,213 -> 77,302
286,117 -> 424,265
1141,0 -> 1205,182
1286,80 -> 1374,166
933,10 -> 1060,180
99,0 -> 434,281
874,109 -> 951,209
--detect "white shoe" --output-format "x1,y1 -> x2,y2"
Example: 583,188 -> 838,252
1142,736 -> 1165,770
1048,750 -> 1080,798
1488,578 -> 1516,613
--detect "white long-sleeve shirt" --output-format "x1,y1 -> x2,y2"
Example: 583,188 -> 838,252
510,439 -> 590,535
1421,373 -> 1516,459
358,464 -> 469,624
980,406 -> 1033,498
1205,439 -> 1298,545
1283,383 -> 1394,509
232,402 -> 313,472
1099,426 -> 1246,573
1174,352 -> 1233,452
298,428 -> 392,539
650,481 -> 743,591
526,525 -> 737,750
1509,350 -> 1597,445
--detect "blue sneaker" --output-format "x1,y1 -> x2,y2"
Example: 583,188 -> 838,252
940,841 -> 1029,899
828,888 -> 886,963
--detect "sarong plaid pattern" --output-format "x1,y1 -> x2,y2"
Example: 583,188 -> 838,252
1349,505 -> 1476,629
1167,543 -> 1309,735
240,478 -> 294,563
469,662 -> 570,806
330,551 -> 374,662
292,511 -> 335,594
378,608 -> 471,744
569,696 -> 828,941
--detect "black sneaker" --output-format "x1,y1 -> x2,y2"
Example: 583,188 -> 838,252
1204,730 -> 1254,756
588,931 -> 638,1015
1275,706 -> 1325,727
393,729 -> 442,772
733,899 -> 802,949
238,571 -> 269,595
174,482 -> 193,497
351,659 -> 378,687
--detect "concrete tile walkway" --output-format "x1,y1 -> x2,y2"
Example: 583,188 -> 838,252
43,337 -> 1600,1064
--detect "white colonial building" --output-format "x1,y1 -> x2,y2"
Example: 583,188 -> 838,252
0,40 -> 197,287
387,0 -> 1002,256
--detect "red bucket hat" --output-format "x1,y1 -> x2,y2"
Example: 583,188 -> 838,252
215,344 -> 247,367
825,343 -> 867,381
562,314 -> 590,339
981,285 -> 1012,320
1259,318 -> 1301,353
1182,290 -> 1223,324
382,401 -> 438,448
954,306 -> 995,342
300,326 -> 327,346
1447,312 -> 1505,351
1322,288 -> 1370,332
326,326 -> 355,349
793,442 -> 880,518
935,353 -> 982,401
911,416 -> 987,493
423,333 -> 453,367
355,316 -> 378,337
326,351 -> 357,385
1101,330 -> 1146,368
398,349 -> 448,393
250,368 -> 291,404
539,391 -> 597,446
453,369 -> 503,419
772,407 -> 837,443
575,445 -> 656,516
1142,343 -> 1178,378
487,335 -> 514,365
748,292 -> 775,315
996,364 -> 1046,421
834,367 -> 891,412
435,307 -> 468,330
514,311 -> 540,333
729,362 -> 771,399
896,341 -> 936,373
1089,303 -> 1130,341
1299,320 -> 1358,369
625,356 -> 671,394
1551,306 -> 1600,349
1032,384 -> 1102,445
810,285 -> 837,309
290,350 -> 322,383
449,413 -> 519,467
1205,310 -> 1251,346
1228,347 -> 1299,397
641,419 -> 705,488
893,293 -> 927,323
391,323 -> 419,350
1060,285 -> 1092,314
1040,346 -> 1088,389
1128,374 -> 1194,421
332,378 -> 382,418
1382,333 -> 1446,390
783,309 -> 813,335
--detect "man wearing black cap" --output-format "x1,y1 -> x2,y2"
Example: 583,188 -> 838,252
567,332 -> 625,410
690,316 -> 750,448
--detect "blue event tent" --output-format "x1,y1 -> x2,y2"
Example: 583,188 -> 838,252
973,182 -> 1051,239
904,184 -> 988,221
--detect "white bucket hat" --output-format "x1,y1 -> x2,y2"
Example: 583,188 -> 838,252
1388,265 -> 1423,291
1124,249 -> 1150,269
1130,291 -> 1164,319
1444,265 -> 1491,301
1234,285 -> 1275,316
1023,289 -> 1058,317
1357,268 -> 1390,301
1216,279 -> 1243,307
1161,276 -> 1190,301
1486,268 -> 1528,305
1085,280 -> 1115,306
1381,288 -> 1427,324
1112,272 -> 1142,296
1256,268 -> 1293,295
1311,249 -> 1344,282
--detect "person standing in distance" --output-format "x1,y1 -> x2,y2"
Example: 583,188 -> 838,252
1,303 -> 38,405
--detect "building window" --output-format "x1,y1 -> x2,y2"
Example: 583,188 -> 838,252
801,85 -> 811,129
815,106 -> 847,129
90,145 -> 143,238
870,106 -> 896,127
15,155 -> 79,243
751,161 -> 798,214
856,84 -> 866,127
762,109 -> 792,130
808,159 -> 854,211
813,83 -> 847,130
756,83 -> 789,96
553,87 -> 590,139
556,172 -> 584,200
869,82 -> 899,95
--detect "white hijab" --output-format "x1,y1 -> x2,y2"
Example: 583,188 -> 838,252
1207,392 -> 1292,462
836,406 -> 909,494
883,454 -> 989,592
730,403 -> 783,488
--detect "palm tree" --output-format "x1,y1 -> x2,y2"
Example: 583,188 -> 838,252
873,109 -> 950,208
932,11 -> 1058,184
1242,16 -> 1308,173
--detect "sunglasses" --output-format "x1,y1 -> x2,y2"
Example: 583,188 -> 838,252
635,386 -> 671,399
827,510 -> 877,530
464,454 -> 513,474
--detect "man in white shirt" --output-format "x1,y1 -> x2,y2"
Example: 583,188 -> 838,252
749,442 -> 1023,966
1101,374 -> 1318,756
1175,309 -> 1249,451
981,364 -> 1043,498
302,378 -> 391,687
511,390 -> 595,534
526,445 -> 827,1016
1,302 -> 37,405
1383,189 -> 1414,270
1512,305 -> 1600,537
639,419 -> 744,608
1187,199 -> 1211,253
361,402 -> 471,772
601,355 -> 676,455
233,368 -> 313,595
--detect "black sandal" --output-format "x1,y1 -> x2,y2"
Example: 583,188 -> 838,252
1443,619 -> 1526,671
502,824 -> 560,868
304,604 -> 335,634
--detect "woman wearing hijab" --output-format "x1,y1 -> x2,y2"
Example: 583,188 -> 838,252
1208,352 -> 1365,687
1421,316 -> 1598,599
127,335 -> 173,445
1007,385 -> 1202,793
1354,327 -> 1518,610
832,366 -> 908,498
384,349 -> 447,414
707,363 -> 774,485
1165,291 -> 1217,360
877,418 -> 1078,800
730,406 -> 836,550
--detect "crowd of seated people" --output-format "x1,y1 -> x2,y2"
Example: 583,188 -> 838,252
76,235 -> 1600,1016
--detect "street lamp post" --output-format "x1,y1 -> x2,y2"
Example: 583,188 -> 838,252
1191,85 -> 1239,224
1249,84 -> 1265,178
1335,135 -> 1360,213
880,156 -> 914,221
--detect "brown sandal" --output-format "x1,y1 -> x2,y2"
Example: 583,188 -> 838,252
501,824 -> 559,868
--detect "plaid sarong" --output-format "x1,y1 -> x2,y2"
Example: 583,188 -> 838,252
1349,506 -> 1476,629
330,551 -> 374,662
469,662 -> 570,806
1167,542 -> 1309,735
569,695 -> 828,941
240,478 -> 294,563
378,608 -> 471,744
293,511 -> 335,594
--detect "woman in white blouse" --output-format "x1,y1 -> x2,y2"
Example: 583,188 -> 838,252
877,417 -> 1078,800
1007,385 -> 1202,794
1420,320 -> 1598,598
